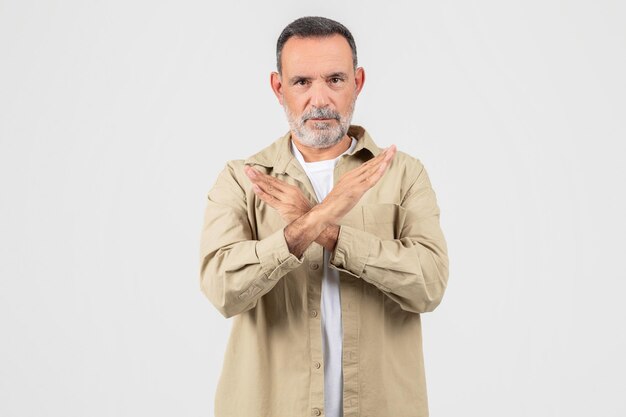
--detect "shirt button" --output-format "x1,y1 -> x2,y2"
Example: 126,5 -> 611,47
310,263 -> 319,270
310,310 -> 318,318
313,361 -> 321,369
312,408 -> 321,416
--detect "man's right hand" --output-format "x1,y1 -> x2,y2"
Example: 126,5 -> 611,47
318,144 -> 397,224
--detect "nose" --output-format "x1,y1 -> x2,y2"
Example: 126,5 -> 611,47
309,80 -> 330,108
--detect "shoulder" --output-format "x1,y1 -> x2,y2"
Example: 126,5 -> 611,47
218,159 -> 248,190
204,159 -> 251,211
388,149 -> 425,183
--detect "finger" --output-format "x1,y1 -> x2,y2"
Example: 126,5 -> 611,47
375,147 -> 396,176
245,166 -> 289,197
244,165 -> 263,184
354,145 -> 395,177
365,145 -> 396,176
357,148 -> 394,181
244,165 -> 258,178
341,153 -> 382,182
358,147 -> 388,170
252,175 -> 290,202
250,168 -> 290,192
252,183 -> 279,205
245,165 -> 273,184
358,146 -> 396,186
366,158 -> 392,187
253,180 -> 279,199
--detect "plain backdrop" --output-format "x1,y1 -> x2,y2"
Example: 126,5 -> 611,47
1,1 -> 625,416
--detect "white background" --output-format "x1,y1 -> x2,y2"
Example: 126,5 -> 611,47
1,1 -> 625,416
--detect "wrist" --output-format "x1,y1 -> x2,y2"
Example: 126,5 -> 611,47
310,202 -> 334,227
306,204 -> 332,230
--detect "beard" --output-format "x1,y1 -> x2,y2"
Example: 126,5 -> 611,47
283,95 -> 356,149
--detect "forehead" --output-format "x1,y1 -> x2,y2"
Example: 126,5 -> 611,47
281,34 -> 353,76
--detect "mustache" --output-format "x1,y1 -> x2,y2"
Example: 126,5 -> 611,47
302,108 -> 340,122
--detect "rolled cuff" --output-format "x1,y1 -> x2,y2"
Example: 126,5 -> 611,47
256,225 -> 304,280
329,225 -> 373,278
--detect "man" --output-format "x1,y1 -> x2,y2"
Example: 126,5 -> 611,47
199,16 -> 449,417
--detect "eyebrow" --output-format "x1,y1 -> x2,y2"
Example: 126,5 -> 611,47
289,72 -> 348,84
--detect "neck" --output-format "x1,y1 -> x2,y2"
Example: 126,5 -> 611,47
291,134 -> 352,162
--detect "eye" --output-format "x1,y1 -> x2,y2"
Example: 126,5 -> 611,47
295,79 -> 309,86
330,77 -> 344,84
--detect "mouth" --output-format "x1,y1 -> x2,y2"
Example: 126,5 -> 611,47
308,118 -> 334,121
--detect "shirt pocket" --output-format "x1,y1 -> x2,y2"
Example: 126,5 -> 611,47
362,203 -> 399,240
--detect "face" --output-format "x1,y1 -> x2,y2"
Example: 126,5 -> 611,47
270,34 -> 365,148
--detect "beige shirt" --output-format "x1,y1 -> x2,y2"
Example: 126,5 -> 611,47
199,124 -> 450,417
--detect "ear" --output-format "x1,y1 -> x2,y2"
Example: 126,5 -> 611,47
270,71 -> 284,105
354,67 -> 365,96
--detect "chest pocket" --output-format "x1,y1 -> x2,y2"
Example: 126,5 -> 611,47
362,203 -> 399,240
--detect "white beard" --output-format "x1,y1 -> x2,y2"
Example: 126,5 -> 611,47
282,96 -> 356,149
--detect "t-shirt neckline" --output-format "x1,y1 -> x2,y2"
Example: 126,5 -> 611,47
291,136 -> 358,171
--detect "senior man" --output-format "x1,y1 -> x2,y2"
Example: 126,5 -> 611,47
199,16 -> 449,417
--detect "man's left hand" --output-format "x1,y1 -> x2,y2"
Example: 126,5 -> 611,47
244,165 -> 313,223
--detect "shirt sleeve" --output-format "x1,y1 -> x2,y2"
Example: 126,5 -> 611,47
199,161 -> 304,318
329,159 -> 449,314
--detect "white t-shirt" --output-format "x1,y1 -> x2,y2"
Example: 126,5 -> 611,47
290,136 -> 358,417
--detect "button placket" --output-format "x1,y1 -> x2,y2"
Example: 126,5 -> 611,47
306,249 -> 324,417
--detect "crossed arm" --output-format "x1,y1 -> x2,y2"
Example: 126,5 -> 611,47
243,145 -> 396,258
200,145 -> 448,318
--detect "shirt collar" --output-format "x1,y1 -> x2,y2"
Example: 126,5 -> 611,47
243,124 -> 382,174
291,135 -> 358,168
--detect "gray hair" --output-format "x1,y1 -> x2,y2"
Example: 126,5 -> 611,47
276,16 -> 358,75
